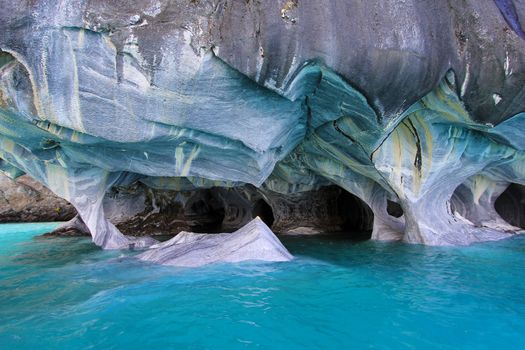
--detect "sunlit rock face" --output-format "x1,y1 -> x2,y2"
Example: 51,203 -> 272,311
0,0 -> 524,248
0,174 -> 76,222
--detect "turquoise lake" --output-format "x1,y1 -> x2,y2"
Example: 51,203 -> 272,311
1,223 -> 524,349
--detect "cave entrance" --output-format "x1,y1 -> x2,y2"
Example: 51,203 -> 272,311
184,189 -> 225,233
387,200 -> 403,218
0,51 -> 14,69
252,199 -> 275,228
495,183 -> 525,229
336,189 -> 374,239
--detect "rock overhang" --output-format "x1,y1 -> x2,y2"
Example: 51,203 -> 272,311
0,0 -> 524,249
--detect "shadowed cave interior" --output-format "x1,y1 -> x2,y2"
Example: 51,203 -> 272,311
67,184 -> 379,240
450,179 -> 525,231
34,178 -> 525,242
495,184 -> 525,229
252,199 -> 275,229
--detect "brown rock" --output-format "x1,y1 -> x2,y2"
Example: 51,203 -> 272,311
0,174 -> 76,222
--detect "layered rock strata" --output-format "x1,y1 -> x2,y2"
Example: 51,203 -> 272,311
0,1 -> 524,248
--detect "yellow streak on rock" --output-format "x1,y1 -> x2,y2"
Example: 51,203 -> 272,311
70,131 -> 80,143
63,29 -> 84,132
181,144 -> 201,177
1,138 -> 16,154
310,132 -> 367,176
391,127 -> 404,197
78,28 -> 85,47
46,164 -> 70,200
472,175 -> 490,206
39,35 -> 56,122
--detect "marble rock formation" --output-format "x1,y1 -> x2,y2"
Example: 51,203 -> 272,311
138,217 -> 293,267
98,183 -> 372,237
0,0 -> 525,248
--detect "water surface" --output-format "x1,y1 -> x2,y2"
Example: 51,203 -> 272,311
1,223 -> 524,349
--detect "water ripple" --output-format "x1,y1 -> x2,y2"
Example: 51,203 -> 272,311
1,225 -> 525,349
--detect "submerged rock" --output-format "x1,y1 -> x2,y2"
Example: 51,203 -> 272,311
138,218 -> 293,267
45,215 -> 90,237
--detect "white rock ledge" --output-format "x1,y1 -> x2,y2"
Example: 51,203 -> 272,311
137,217 -> 293,267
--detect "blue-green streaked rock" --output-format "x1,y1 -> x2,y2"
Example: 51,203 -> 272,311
0,0 -> 524,249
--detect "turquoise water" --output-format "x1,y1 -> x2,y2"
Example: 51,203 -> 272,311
1,223 -> 525,349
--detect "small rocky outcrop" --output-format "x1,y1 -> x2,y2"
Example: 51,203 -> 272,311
138,218 -> 293,267
0,174 -> 76,222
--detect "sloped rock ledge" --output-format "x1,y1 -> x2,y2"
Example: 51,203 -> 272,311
138,218 -> 293,267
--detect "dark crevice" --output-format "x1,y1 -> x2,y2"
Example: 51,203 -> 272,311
337,189 -> 373,239
252,198 -> 274,228
405,119 -> 422,173
387,200 -> 403,218
184,189 -> 225,232
495,183 -> 525,228
333,119 -> 357,143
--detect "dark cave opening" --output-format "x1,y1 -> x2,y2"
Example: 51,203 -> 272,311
252,198 -> 275,228
0,51 -> 14,69
495,183 -> 525,229
386,200 -> 403,218
336,189 -> 374,239
184,189 -> 226,232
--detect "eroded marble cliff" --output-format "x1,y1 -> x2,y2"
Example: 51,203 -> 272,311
0,0 -> 524,249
